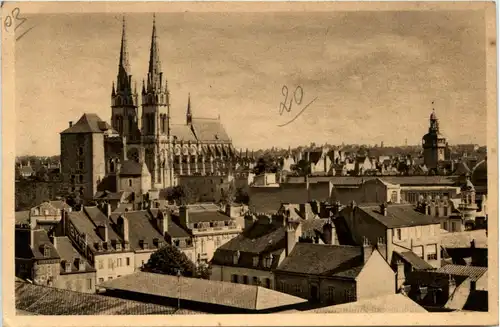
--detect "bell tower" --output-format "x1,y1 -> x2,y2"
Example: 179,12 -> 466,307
141,15 -> 173,189
422,102 -> 447,170
111,17 -> 140,141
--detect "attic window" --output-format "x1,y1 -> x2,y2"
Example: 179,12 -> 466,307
43,245 -> 50,257
252,256 -> 259,267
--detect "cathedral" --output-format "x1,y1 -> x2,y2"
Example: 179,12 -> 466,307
60,17 -> 238,202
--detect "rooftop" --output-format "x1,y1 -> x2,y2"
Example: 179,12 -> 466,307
441,230 -> 488,249
15,281 -> 197,315
53,236 -> 95,274
275,243 -> 364,279
348,204 -> 442,228
436,265 -> 487,282
100,272 -> 307,311
298,294 -> 427,313
60,113 -> 114,134
396,250 -> 434,270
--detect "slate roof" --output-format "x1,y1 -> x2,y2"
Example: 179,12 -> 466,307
353,204 -> 442,228
436,265 -> 487,282
396,251 -> 434,270
100,272 -> 307,311
289,176 -> 458,186
441,230 -> 488,249
60,113 -> 113,134
304,294 -> 427,313
67,211 -> 105,248
83,206 -> 121,241
15,229 -> 60,260
189,118 -> 231,143
54,237 -> 95,274
109,210 -> 163,250
276,243 -> 365,279
185,210 -> 233,224
170,124 -> 197,142
217,223 -> 285,254
15,281 -> 197,315
119,160 -> 144,176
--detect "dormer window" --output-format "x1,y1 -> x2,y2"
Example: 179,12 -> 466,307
63,260 -> 71,273
115,241 -> 122,251
252,256 -> 259,267
233,251 -> 240,265
43,245 -> 50,257
264,256 -> 272,268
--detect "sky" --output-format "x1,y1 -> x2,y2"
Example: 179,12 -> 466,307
15,10 -> 487,156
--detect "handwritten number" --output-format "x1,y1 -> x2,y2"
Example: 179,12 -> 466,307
279,85 -> 304,116
3,7 -> 27,33
4,15 -> 12,32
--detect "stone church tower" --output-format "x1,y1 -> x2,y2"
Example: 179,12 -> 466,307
422,107 -> 447,170
140,16 -> 174,189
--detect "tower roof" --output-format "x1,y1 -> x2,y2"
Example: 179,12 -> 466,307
147,14 -> 162,91
61,114 -> 114,134
119,17 -> 130,75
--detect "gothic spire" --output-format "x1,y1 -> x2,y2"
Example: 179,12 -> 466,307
186,93 -> 192,125
147,14 -> 162,91
116,16 -> 131,92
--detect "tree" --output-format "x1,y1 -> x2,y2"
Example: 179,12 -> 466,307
291,159 -> 311,176
165,185 -> 197,205
253,155 -> 279,175
143,244 -> 196,277
220,182 -> 236,205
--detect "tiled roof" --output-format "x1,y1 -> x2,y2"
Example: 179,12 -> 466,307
54,236 -> 95,273
436,265 -> 487,282
15,229 -> 60,260
15,211 -> 30,225
191,118 -> 231,143
60,113 -> 112,134
15,281 -> 197,315
289,176 -> 458,186
276,243 -> 364,279
170,124 -> 197,142
119,160 -> 144,176
441,230 -> 488,249
304,294 -> 426,313
67,211 -> 104,247
396,251 -> 434,270
351,204 -> 442,228
217,222 -> 285,254
94,190 -> 125,201
100,272 -> 307,310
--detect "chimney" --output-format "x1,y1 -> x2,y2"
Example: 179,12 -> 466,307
158,212 -> 169,237
299,203 -> 309,220
322,221 -> 333,245
376,236 -> 387,260
52,236 -> 58,249
286,219 -> 301,256
380,203 -> 387,216
179,206 -> 189,227
69,121 -> 73,128
362,237 -> 373,264
30,227 -> 35,249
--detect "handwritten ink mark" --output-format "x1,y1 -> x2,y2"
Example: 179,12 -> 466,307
277,97 -> 318,127
278,85 -> 317,127
16,24 -> 35,41
4,7 -> 32,41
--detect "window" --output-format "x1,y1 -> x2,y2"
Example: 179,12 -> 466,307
343,289 -> 355,302
426,244 -> 438,261
253,277 -> 259,285
44,210 -> 49,216
98,259 -> 104,269
78,161 -> 84,170
128,179 -> 132,187
391,191 -> 398,203
126,257 -> 130,266
117,258 -> 122,267
396,229 -> 402,240
78,175 -> 84,183
78,147 -> 84,156
416,226 -> 422,239
108,277 -> 113,280
294,284 -> 301,293
43,246 -> 50,257
252,256 -> 259,267
87,279 -> 92,290
451,222 -> 457,232
98,278 -> 104,284
327,286 -> 335,302
243,275 -> 249,284
108,258 -> 113,270
412,245 -> 424,259
443,221 -> 448,231
231,274 -> 238,283
265,278 -> 271,288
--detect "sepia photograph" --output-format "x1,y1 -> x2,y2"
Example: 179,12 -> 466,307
2,1 -> 498,326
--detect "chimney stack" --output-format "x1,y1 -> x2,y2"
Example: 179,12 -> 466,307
362,236 -> 373,264
244,214 -> 256,230
179,205 -> 189,227
69,121 -> 73,128
158,211 -> 169,237
380,203 -> 387,216
286,219 -> 301,256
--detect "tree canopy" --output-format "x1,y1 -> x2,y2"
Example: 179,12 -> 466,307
253,155 -> 280,175
290,159 -> 311,176
143,244 -> 196,277
165,185 -> 197,205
